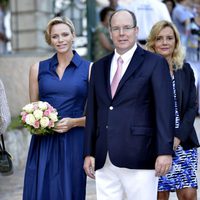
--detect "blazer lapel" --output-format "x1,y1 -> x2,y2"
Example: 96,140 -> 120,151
174,70 -> 182,115
115,46 -> 145,96
103,53 -> 114,99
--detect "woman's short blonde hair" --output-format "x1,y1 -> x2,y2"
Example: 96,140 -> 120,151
45,16 -> 75,45
146,20 -> 185,70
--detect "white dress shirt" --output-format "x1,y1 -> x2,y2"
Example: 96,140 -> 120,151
110,43 -> 137,84
127,0 -> 171,41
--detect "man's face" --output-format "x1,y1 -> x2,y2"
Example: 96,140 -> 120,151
109,11 -> 138,55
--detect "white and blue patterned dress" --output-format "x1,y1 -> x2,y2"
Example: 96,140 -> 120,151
158,76 -> 198,192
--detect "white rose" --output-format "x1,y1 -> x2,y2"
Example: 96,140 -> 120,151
49,113 -> 58,122
25,114 -> 36,126
40,117 -> 50,128
33,109 -> 43,120
23,103 -> 34,113
38,101 -> 48,111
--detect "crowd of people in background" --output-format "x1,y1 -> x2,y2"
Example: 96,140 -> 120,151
94,0 -> 200,62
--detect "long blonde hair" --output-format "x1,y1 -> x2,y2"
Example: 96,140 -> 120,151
146,20 -> 185,70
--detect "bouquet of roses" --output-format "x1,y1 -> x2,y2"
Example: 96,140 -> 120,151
20,101 -> 58,135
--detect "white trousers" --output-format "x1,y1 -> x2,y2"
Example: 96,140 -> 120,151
95,154 -> 158,200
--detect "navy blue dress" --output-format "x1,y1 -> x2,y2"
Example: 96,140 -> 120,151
23,51 -> 90,200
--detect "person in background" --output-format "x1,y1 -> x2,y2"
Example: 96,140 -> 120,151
23,16 -> 91,200
92,6 -> 114,61
96,0 -> 124,24
146,20 -> 200,200
84,9 -> 175,200
162,0 -> 176,17
0,79 -> 11,134
187,3 -> 200,116
108,0 -> 124,10
128,0 -> 171,46
187,3 -> 200,61
172,0 -> 194,48
183,1 -> 200,118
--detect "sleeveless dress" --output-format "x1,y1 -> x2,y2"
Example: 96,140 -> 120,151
158,76 -> 198,192
23,51 -> 90,200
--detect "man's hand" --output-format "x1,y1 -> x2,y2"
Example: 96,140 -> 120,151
84,156 -> 95,179
155,155 -> 172,177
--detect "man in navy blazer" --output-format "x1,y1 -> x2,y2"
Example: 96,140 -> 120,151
84,9 -> 175,200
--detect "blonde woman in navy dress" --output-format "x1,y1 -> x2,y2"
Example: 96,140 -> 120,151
23,17 -> 91,200
146,20 -> 200,200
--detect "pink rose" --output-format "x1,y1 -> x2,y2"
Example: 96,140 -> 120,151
21,111 -> 27,116
21,114 -> 27,122
48,120 -> 55,128
44,109 -> 51,116
33,104 -> 38,110
33,120 -> 40,129
47,105 -> 54,112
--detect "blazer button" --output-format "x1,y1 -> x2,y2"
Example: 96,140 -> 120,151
109,106 -> 113,110
106,125 -> 108,129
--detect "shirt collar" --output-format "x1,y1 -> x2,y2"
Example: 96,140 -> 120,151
49,50 -> 81,70
114,43 -> 137,64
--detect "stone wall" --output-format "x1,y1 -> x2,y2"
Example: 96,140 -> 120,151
10,0 -> 53,52
0,54 -> 51,117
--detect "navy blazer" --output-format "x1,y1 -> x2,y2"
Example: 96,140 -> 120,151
84,46 -> 175,170
174,63 -> 200,150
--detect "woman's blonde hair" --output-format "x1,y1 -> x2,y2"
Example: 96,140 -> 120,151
45,16 -> 75,45
146,20 -> 185,70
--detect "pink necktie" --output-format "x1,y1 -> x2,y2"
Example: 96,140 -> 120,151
111,57 -> 123,98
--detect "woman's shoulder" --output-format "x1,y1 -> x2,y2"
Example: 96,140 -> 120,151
30,62 -> 39,74
73,51 -> 91,67
30,55 -> 53,77
37,54 -> 57,74
176,62 -> 195,82
95,24 -> 106,33
39,54 -> 56,66
181,62 -> 193,73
